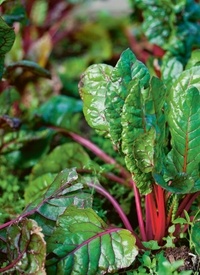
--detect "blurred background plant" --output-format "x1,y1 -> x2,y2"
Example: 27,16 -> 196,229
0,0 -> 134,224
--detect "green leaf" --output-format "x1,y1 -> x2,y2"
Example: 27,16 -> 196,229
3,129 -> 53,169
0,16 -> 15,79
121,76 -> 165,194
105,48 -> 150,149
46,205 -> 138,274
191,213 -> 200,255
186,49 -> 200,69
142,4 -> 175,48
142,240 -> 161,250
1,219 -> 46,274
31,142 -> 93,179
35,95 -> 83,129
5,60 -> 51,79
24,173 -> 56,205
24,168 -> 93,238
161,57 -> 183,86
79,64 -> 113,136
165,67 -> 200,193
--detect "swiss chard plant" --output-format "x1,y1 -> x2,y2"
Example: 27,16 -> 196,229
1,0 -> 200,274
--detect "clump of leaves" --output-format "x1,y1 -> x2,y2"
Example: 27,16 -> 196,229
1,0 -> 200,274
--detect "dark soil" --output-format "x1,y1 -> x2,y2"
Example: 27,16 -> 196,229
165,246 -> 199,272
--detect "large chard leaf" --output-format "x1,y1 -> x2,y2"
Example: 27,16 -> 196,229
79,64 -> 113,137
46,205 -> 138,275
105,48 -> 150,150
121,73 -> 166,193
0,219 -> 46,274
0,16 -> 15,79
164,66 -> 200,193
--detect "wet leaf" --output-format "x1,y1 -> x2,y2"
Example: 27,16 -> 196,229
46,205 -> 138,275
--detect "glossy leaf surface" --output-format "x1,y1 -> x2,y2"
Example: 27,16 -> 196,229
79,64 -> 113,137
46,205 -> 138,275
165,67 -> 200,193
105,48 -> 150,149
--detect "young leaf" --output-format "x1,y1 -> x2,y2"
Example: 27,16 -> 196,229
79,63 -> 113,137
46,205 -> 138,274
0,219 -> 46,274
0,16 -> 15,79
105,48 -> 150,149
165,67 -> 200,193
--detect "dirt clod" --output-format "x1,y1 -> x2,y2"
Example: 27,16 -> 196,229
165,246 -> 199,272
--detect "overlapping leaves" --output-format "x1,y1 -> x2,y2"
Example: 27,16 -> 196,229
79,48 -> 166,194
0,168 -> 138,274
80,48 -> 200,195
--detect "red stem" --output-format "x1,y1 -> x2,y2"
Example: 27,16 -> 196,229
88,182 -> 144,249
131,180 -> 147,242
49,127 -> 131,181
154,185 -> 166,244
146,192 -> 157,238
177,192 -> 200,217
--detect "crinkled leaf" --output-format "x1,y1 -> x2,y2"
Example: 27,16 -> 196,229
35,95 -> 83,129
0,16 -> 15,79
5,60 -> 51,79
142,4 -> 175,48
121,76 -> 166,194
46,205 -> 138,275
1,219 -> 46,274
164,67 -> 200,193
31,142 -> 94,180
105,48 -> 150,149
79,64 -> 113,136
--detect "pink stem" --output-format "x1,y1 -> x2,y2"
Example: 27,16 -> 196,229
88,182 -> 143,249
131,179 -> 147,242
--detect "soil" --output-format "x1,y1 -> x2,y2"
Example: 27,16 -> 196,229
164,246 -> 199,272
